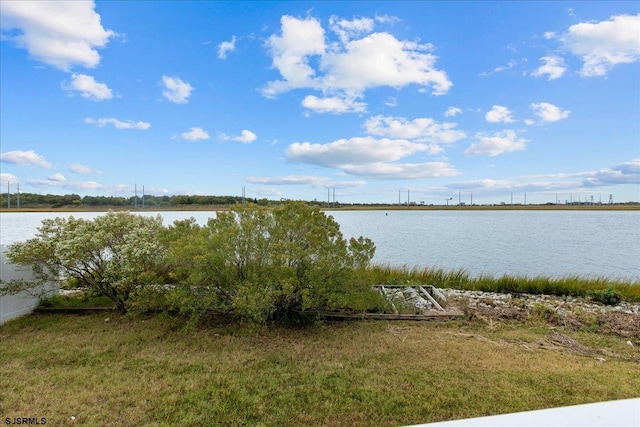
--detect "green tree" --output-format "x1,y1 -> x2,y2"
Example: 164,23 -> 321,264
1,212 -> 167,314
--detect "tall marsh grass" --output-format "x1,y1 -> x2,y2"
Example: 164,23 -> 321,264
368,265 -> 640,302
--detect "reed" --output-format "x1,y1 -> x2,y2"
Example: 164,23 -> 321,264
368,265 -> 640,302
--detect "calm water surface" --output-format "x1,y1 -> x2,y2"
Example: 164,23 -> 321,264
1,210 -> 639,280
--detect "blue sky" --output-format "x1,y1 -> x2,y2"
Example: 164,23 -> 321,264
1,1 -> 639,205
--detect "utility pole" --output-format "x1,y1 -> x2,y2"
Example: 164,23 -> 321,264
134,184 -> 138,208
142,185 -> 145,208
17,182 -> 20,209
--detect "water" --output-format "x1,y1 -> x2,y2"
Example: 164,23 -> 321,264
1,210 -> 639,280
329,210 -> 640,280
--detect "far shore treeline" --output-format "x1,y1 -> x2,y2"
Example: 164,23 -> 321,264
1,192 -> 639,211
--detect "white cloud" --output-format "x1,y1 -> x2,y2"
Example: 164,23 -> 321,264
328,16 -> 374,44
0,173 -> 20,187
217,36 -> 236,59
530,102 -> 570,122
69,164 -> 94,174
263,15 -> 326,97
444,107 -> 462,117
479,60 -> 517,76
286,136 -> 429,168
161,76 -> 193,104
246,175 -> 366,188
442,159 -> 640,197
364,115 -> 465,144
178,127 -> 210,141
0,150 -> 52,168
302,95 -> 367,114
344,162 -> 458,179
28,178 -> 103,191
285,136 -> 458,179
580,158 -> 640,186
543,31 -> 556,40
284,113 -> 465,179
384,97 -> 398,107
262,15 -> 452,104
374,14 -> 401,25
494,60 -> 516,73
464,130 -> 528,156
219,129 -> 258,143
233,130 -> 257,143
485,105 -> 515,123
560,14 -> 640,77
531,56 -> 566,80
322,32 -> 451,95
63,74 -> 113,101
0,0 -> 116,71
612,158 -> 640,175
85,117 -> 151,130
48,173 -> 66,182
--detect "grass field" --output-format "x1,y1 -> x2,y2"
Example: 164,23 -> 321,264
2,312 -> 639,426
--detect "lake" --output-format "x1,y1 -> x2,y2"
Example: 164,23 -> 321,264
1,210 -> 639,281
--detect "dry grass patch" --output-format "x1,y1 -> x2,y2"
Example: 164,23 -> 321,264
1,313 -> 639,426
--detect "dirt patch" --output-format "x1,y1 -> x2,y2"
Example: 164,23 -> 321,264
445,289 -> 640,339
597,312 -> 640,340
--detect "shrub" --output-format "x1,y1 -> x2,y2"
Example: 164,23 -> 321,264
1,211 -> 168,314
162,202 -> 382,323
591,286 -> 622,306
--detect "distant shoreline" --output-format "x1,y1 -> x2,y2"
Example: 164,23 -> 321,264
1,204 -> 639,213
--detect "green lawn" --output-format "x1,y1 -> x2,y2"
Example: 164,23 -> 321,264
2,313 -> 639,426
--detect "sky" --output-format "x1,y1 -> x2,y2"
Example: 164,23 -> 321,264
1,1 -> 639,205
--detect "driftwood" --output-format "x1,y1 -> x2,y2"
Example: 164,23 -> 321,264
374,284 -> 451,310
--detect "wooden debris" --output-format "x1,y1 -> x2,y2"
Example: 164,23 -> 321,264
355,284 -> 464,320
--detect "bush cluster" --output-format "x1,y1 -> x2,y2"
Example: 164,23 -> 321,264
1,203 -> 385,323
